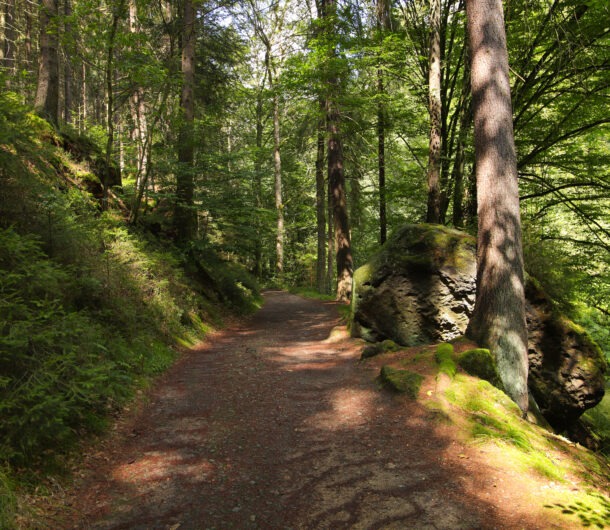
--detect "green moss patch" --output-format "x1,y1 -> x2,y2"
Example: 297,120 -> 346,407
379,366 -> 423,398
435,342 -> 457,378
457,348 -> 503,389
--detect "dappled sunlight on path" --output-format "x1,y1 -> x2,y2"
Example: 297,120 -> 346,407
64,291 -> 554,529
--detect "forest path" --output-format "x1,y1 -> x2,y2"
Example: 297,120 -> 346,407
66,291 -> 548,529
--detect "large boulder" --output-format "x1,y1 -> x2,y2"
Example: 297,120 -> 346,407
351,224 -> 476,345
352,223 -> 607,429
525,280 -> 607,431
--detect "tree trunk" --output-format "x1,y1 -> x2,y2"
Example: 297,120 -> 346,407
318,0 -> 352,302
253,90 -> 264,279
465,0 -> 529,414
129,0 -> 149,209
2,0 -> 15,87
102,4 -> 122,210
34,0 -> 59,125
63,0 -> 72,123
425,0 -> 442,224
452,61 -> 472,228
326,164 -> 334,295
174,0 -> 197,243
377,70 -> 387,245
327,95 -> 352,302
316,98 -> 326,293
254,89 -> 264,279
377,0 -> 389,244
265,51 -> 284,277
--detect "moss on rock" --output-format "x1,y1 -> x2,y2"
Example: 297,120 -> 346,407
435,343 -> 457,378
380,366 -> 423,398
458,348 -> 503,390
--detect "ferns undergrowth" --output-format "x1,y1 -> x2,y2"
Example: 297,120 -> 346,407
0,91 -> 260,527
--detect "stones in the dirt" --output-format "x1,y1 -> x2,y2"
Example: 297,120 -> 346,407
352,223 -> 607,430
379,366 -> 423,398
361,339 -> 401,359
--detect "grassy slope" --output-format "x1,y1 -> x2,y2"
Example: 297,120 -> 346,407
363,338 -> 610,529
0,97 -> 260,528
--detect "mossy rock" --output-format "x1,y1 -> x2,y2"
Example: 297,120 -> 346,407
458,348 -> 503,390
361,343 -> 382,359
381,339 -> 400,352
351,224 -> 476,346
380,366 -> 423,398
435,343 -> 457,378
360,339 -> 401,360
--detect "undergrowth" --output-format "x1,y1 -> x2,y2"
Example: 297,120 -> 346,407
0,90 -> 259,527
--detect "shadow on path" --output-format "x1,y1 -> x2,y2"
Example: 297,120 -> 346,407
68,291 -> 545,529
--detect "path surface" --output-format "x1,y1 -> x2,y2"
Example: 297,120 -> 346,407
67,291 -> 547,529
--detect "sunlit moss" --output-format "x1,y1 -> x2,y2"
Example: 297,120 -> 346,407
457,348 -> 503,389
445,375 -> 571,481
544,491 -> 610,529
435,342 -> 457,378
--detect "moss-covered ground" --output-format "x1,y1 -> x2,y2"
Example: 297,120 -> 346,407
360,337 -> 610,529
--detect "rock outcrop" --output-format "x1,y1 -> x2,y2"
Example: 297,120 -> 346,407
352,223 -> 607,429
351,224 -> 476,346
525,280 -> 607,431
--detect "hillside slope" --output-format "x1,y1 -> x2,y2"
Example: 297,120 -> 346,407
0,94 -> 260,528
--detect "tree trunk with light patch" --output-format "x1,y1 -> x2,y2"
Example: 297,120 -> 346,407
465,0 -> 529,414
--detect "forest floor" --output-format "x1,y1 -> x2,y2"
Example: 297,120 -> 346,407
39,291 -> 600,529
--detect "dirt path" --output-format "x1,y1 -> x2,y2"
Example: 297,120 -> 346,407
64,291 -> 551,529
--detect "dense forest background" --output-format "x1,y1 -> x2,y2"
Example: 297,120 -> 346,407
0,0 -> 609,525
3,0 -> 609,310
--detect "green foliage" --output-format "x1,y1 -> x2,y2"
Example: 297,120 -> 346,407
0,96 -> 260,529
0,466 -> 16,530
435,343 -> 456,378
582,388 -> 610,456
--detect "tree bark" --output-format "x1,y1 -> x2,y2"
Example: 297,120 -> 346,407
318,0 -> 352,302
174,0 -> 197,243
34,0 -> 59,125
326,160 -> 334,295
316,98 -> 327,293
327,94 -> 352,302
63,0 -> 72,123
425,0 -> 442,224
2,0 -> 15,87
253,90 -> 264,279
102,3 -> 122,210
128,0 -> 150,212
452,58 -> 472,228
377,0 -> 389,245
265,50 -> 284,277
465,0 -> 529,414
